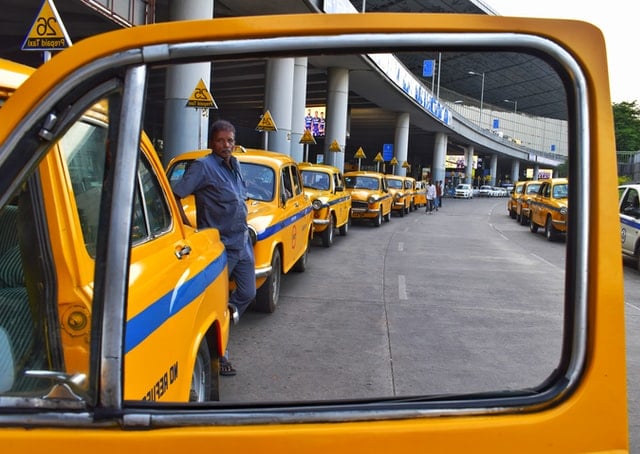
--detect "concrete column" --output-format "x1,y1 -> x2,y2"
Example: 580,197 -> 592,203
432,132 -> 447,183
533,164 -> 540,180
394,113 -> 410,176
290,57 -> 308,162
465,145 -> 474,185
162,0 -> 213,166
511,160 -> 520,182
264,58 -> 295,155
490,154 -> 498,186
324,67 -> 349,171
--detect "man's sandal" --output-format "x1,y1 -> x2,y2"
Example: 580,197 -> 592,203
219,357 -> 237,376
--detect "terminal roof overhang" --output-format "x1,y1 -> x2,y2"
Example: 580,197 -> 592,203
1,0 -> 567,163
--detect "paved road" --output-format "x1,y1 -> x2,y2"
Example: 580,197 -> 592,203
221,196 -> 637,451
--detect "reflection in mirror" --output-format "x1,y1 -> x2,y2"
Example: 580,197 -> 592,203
141,46 -> 570,405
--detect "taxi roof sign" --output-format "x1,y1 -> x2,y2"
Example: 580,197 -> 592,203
256,110 -> 277,131
22,0 -> 72,51
299,128 -> 316,144
186,79 -> 217,109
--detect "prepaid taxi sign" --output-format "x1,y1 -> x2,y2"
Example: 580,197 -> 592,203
186,79 -> 217,109
22,0 -> 72,51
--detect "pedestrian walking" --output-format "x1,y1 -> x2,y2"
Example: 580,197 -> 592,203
426,180 -> 436,213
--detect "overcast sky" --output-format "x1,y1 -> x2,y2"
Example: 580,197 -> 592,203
486,0 -> 635,104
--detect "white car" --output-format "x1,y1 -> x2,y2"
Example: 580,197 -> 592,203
619,184 -> 640,269
478,185 -> 493,197
455,183 -> 473,199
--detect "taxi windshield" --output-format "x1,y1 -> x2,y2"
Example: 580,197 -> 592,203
302,170 -> 330,191
387,179 -> 403,189
240,162 -> 275,201
345,176 -> 379,190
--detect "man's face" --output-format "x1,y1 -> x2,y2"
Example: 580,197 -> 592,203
211,129 -> 235,161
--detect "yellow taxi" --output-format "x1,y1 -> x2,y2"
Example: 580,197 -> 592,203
343,170 -> 393,226
168,148 -> 313,313
507,181 -> 525,219
0,59 -> 231,402
403,176 -> 419,211
299,162 -> 352,247
385,174 -> 411,216
529,177 -> 568,241
515,180 -> 543,225
413,180 -> 428,207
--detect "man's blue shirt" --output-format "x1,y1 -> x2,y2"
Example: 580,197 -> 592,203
173,152 -> 248,250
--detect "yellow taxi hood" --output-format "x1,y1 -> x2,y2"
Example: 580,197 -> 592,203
348,188 -> 379,201
246,200 -> 276,234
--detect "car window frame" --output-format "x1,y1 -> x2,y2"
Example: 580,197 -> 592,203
0,27 -> 590,427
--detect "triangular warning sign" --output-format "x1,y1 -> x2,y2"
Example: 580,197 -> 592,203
186,79 -> 217,109
22,0 -> 72,51
299,128 -> 316,145
329,139 -> 342,152
256,111 -> 277,132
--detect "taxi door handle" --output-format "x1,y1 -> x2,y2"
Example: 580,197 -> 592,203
175,245 -> 192,259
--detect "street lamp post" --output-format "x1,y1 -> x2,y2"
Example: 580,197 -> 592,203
467,70 -> 484,127
504,98 -> 517,113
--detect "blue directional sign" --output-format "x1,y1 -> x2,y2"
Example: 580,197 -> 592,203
422,59 -> 435,77
383,143 -> 393,161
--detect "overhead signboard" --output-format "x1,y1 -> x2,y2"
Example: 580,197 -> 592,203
22,0 -> 72,51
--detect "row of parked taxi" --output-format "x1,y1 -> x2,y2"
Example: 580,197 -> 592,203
167,149 -> 428,315
506,178 -> 569,241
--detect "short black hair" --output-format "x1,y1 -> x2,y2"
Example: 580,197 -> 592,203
210,119 -> 236,136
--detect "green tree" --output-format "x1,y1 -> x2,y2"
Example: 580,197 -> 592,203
613,101 -> 640,151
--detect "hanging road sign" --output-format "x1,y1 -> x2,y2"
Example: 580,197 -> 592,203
22,0 -> 72,51
186,79 -> 217,108
328,139 -> 342,152
256,110 -> 277,131
299,128 -> 316,144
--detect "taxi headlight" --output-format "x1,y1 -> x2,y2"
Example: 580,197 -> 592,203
367,195 -> 377,204
395,192 -> 403,199
248,226 -> 257,245
560,207 -> 568,216
312,199 -> 323,210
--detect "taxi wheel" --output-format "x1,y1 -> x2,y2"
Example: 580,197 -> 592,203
373,211 -> 382,227
255,249 -> 281,313
339,216 -> 350,236
399,206 -> 405,217
189,338 -> 219,402
293,236 -> 309,272
383,209 -> 391,222
321,216 -> 334,247
545,216 -> 558,241
529,217 -> 538,233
